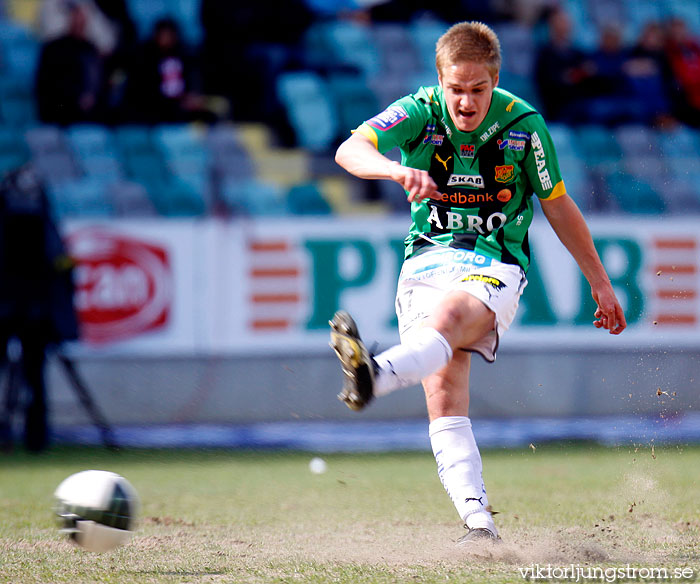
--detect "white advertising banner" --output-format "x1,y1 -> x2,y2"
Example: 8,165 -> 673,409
63,216 -> 700,355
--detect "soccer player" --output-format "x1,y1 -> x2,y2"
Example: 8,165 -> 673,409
330,22 -> 626,544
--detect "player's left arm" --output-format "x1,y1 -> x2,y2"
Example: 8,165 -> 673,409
540,194 -> 627,335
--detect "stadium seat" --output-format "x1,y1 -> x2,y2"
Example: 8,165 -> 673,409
372,24 -> 420,78
547,124 -> 577,159
576,126 -> 622,169
558,154 -> 594,211
153,124 -> 207,160
114,125 -> 153,154
220,178 -> 287,216
606,172 -> 666,214
493,23 -> 535,79
622,0 -> 664,41
47,177 -> 115,219
615,124 -> 660,156
0,21 -> 39,83
409,19 -> 449,72
658,126 -> 700,158
207,125 -> 255,179
107,180 -> 157,216
32,151 -> 80,186
148,177 -> 207,216
0,96 -> 36,128
67,125 -> 117,158
276,71 -> 338,152
327,73 -> 379,137
286,182 -> 331,215
320,20 -> 381,78
24,126 -> 68,156
79,153 -> 124,182
0,126 -> 29,174
121,150 -> 168,186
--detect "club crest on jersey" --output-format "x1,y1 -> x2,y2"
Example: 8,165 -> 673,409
366,106 -> 408,131
495,164 -> 515,183
460,144 -> 475,158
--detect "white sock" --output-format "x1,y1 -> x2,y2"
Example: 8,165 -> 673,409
429,416 -> 496,534
373,328 -> 452,397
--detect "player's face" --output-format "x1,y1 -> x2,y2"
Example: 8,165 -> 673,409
439,62 -> 497,132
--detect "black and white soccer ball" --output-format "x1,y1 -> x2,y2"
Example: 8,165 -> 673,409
54,470 -> 139,553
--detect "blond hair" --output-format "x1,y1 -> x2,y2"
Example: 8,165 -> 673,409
435,21 -> 501,78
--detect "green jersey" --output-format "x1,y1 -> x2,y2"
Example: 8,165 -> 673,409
355,86 -> 566,272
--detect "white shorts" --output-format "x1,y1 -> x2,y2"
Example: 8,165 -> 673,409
395,246 -> 527,362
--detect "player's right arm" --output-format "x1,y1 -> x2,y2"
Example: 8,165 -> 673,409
335,133 -> 440,203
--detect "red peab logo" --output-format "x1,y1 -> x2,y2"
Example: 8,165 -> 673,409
67,229 -> 173,344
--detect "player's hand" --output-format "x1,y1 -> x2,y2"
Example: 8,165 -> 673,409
592,284 -> 626,335
389,162 -> 441,203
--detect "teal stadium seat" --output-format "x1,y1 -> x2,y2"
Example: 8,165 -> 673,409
606,172 -> 666,214
286,182 -> 331,215
409,20 -> 449,73
207,125 -> 255,180
47,177 -> 115,219
67,125 -> 117,158
221,178 -> 287,216
658,126 -> 700,158
148,177 -> 206,216
576,126 -> 623,170
107,180 -> 157,216
277,72 -> 338,152
0,21 -> 39,84
372,24 -> 420,78
557,154 -> 594,211
321,20 -> 381,78
0,127 -> 29,175
327,74 -> 379,137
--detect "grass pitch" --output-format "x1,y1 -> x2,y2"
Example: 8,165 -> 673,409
1,443 -> 699,583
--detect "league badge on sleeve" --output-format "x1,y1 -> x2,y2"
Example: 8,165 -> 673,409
366,106 -> 409,131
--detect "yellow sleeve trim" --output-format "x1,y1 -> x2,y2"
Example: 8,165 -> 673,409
542,180 -> 566,201
352,124 -> 379,149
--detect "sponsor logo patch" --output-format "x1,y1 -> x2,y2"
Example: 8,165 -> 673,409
497,138 -> 525,151
367,106 -> 408,131
435,153 -> 452,171
461,274 -> 506,290
422,123 -> 444,145
495,164 -> 515,183
497,188 -> 512,203
460,144 -> 475,158
447,174 -> 484,188
509,130 -> 530,140
530,131 -> 553,190
479,121 -> 500,142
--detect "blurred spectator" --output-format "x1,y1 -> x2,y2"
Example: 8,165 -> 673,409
122,17 -> 212,124
624,21 -> 675,126
583,26 -> 636,125
200,0 -> 312,129
665,18 -> 700,126
534,7 -> 593,123
38,0 -> 117,57
35,1 -> 104,125
0,165 -> 79,453
92,0 -> 138,122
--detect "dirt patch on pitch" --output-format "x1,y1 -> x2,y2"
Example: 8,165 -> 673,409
210,513 -> 693,569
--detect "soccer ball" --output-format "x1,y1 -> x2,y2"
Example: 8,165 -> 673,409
54,470 -> 139,553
